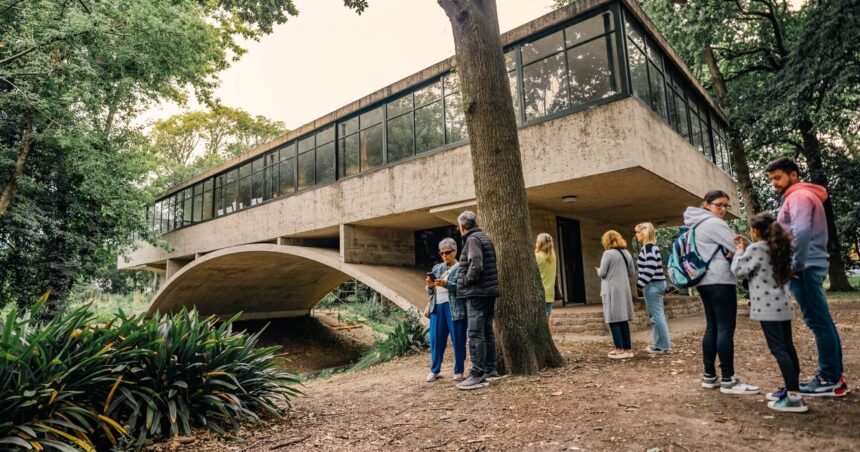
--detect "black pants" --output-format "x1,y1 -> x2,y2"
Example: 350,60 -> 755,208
609,321 -> 631,349
760,320 -> 801,391
466,297 -> 497,378
699,284 -> 737,380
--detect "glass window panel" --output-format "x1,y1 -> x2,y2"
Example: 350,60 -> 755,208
214,186 -> 224,217
360,106 -> 383,129
645,35 -> 663,68
625,16 -> 645,51
565,11 -> 614,47
647,62 -> 668,119
238,162 -> 252,179
183,196 -> 193,225
165,197 -> 173,232
252,156 -> 264,173
504,50 -> 516,72
339,117 -> 359,137
184,187 -> 193,201
702,117 -> 714,160
414,81 -> 443,107
153,201 -> 161,232
509,70 -> 521,122
250,171 -> 263,205
360,123 -> 384,170
279,158 -> 296,194
445,94 -> 468,143
521,30 -> 564,66
628,44 -> 649,104
279,142 -> 296,161
265,152 -> 277,167
173,194 -> 181,229
298,135 -> 315,154
415,101 -> 444,153
192,195 -> 202,222
567,36 -> 620,106
443,72 -> 461,95
298,151 -> 315,190
691,113 -> 704,154
202,190 -> 213,221
193,182 -> 203,196
387,113 -> 415,163
387,94 -> 413,118
224,173 -> 238,214
264,165 -> 276,200
203,178 -> 213,192
316,125 -> 335,145
237,176 -> 251,210
316,141 -> 336,184
339,133 -> 360,177
523,53 -> 569,121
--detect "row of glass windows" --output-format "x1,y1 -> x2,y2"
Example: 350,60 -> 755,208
147,4 -> 731,235
624,14 -> 733,175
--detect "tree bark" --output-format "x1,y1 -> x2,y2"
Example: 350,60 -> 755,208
797,118 -> 854,292
0,114 -> 34,220
703,46 -> 761,219
438,0 -> 563,374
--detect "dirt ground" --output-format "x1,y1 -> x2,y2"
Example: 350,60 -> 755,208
166,300 -> 860,451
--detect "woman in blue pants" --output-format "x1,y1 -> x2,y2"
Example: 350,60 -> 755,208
424,237 -> 467,382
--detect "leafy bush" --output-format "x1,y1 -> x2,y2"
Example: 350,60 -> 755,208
0,303 -> 300,451
350,318 -> 429,372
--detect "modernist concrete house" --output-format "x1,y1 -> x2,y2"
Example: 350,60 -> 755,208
120,0 -> 737,320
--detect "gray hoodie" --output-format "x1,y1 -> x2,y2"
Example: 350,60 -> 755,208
682,206 -> 737,286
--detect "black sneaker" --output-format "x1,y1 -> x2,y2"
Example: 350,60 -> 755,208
457,375 -> 488,390
483,370 -> 501,382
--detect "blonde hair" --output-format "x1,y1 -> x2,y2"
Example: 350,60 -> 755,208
635,222 -> 657,244
601,230 -> 627,250
534,232 -> 555,264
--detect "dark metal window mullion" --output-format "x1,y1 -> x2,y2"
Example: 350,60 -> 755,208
515,44 -> 525,125
382,104 -> 389,165
619,6 -> 633,97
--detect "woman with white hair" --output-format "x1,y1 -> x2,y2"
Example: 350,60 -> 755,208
424,237 -> 467,382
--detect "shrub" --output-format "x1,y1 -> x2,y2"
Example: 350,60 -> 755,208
0,303 -> 300,451
350,317 -> 428,372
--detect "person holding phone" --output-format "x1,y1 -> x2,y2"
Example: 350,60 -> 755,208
424,238 -> 467,382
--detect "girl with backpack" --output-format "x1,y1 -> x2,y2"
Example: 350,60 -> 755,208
682,190 -> 759,395
597,230 -> 635,359
732,214 -> 807,412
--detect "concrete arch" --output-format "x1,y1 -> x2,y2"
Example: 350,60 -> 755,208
148,244 -> 428,320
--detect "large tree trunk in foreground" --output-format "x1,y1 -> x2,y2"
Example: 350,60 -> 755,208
797,119 -> 854,292
438,0 -> 563,374
703,46 -> 761,219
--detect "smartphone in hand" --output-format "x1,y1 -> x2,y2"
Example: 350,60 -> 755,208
426,272 -> 436,281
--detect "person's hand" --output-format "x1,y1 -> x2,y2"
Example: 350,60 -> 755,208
425,277 -> 434,288
434,278 -> 447,287
734,234 -> 749,246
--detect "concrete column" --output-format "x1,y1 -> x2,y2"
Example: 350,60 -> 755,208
340,224 -> 415,266
165,259 -> 185,280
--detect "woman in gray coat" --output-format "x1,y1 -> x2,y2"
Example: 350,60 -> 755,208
597,230 -> 635,359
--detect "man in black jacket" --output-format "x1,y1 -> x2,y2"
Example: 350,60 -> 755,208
455,211 -> 501,390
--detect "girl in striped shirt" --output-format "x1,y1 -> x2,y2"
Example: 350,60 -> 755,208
635,222 -> 671,353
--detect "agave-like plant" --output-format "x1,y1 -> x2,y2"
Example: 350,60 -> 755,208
0,302 -> 301,451
350,317 -> 428,372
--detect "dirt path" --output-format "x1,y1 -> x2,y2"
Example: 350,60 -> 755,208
169,301 -> 860,451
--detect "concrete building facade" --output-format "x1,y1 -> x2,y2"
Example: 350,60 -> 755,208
120,0 -> 738,320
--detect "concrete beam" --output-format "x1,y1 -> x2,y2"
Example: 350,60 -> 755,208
340,224 -> 415,266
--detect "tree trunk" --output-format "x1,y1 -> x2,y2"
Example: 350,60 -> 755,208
0,114 -> 34,220
797,119 -> 854,292
438,0 -> 563,374
703,46 -> 760,219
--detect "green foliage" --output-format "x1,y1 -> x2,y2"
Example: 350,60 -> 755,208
349,317 -> 429,373
0,303 -> 300,450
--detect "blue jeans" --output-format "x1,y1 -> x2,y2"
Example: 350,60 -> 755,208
429,302 -> 467,374
790,266 -> 843,381
643,280 -> 671,350
609,321 -> 631,349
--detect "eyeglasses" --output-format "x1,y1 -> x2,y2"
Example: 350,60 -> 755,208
439,250 -> 455,256
710,202 -> 731,210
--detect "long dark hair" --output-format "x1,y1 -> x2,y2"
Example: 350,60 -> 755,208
750,213 -> 793,286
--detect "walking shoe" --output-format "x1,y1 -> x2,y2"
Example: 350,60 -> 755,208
644,345 -> 669,354
701,375 -> 719,389
425,372 -> 441,382
799,374 -> 849,397
608,351 -> 633,359
719,376 -> 760,395
766,387 -> 787,402
457,375 -> 488,390
453,373 -> 465,381
767,394 -> 809,413
483,370 -> 501,382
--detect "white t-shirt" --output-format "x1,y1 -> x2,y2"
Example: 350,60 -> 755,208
435,285 -> 450,304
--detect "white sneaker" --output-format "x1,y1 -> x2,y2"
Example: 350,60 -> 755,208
719,376 -> 760,395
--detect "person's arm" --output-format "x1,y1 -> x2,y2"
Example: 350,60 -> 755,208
445,267 -> 459,298
463,237 -> 484,287
788,193 -> 815,272
730,246 -> 757,280
712,219 -> 738,255
625,250 -> 635,278
597,251 -> 611,279
426,264 -> 440,295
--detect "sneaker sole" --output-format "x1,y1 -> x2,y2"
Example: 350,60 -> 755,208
767,402 -> 809,413
800,389 -> 849,397
720,388 -> 761,395
457,382 -> 489,390
765,394 -> 784,402
702,382 -> 719,389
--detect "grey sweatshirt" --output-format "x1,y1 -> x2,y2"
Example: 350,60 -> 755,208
682,207 -> 737,286
731,242 -> 794,322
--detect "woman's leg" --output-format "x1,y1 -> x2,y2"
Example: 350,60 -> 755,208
608,322 -> 623,349
429,304 -> 451,374
620,321 -> 632,350
645,281 -> 671,350
698,286 -> 719,377
451,318 -> 468,375
711,285 -> 737,380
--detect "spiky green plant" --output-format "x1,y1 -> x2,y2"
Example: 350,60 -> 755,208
350,318 -> 428,372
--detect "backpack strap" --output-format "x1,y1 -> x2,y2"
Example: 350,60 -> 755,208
690,216 -> 730,265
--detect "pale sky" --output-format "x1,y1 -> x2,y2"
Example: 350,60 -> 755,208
142,0 -> 554,129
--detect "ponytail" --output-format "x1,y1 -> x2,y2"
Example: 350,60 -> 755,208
750,213 -> 793,286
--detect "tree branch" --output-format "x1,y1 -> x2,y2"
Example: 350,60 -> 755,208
0,31 -> 88,67
0,113 -> 35,221
0,0 -> 25,16
725,64 -> 777,81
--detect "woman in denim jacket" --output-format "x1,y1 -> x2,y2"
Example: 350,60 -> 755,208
424,238 -> 467,382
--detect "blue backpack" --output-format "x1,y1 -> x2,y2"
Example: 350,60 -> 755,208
667,218 -> 727,289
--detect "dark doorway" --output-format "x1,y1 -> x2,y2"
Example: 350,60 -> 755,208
557,217 -> 587,305
415,225 -> 462,270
